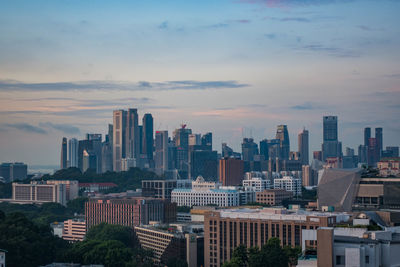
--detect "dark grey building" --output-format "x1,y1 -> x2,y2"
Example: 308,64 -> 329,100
142,113 -> 154,161
241,138 -> 258,162
276,125 -> 290,160
298,128 -> 309,165
322,116 -> 342,161
364,127 -> 371,147
60,137 -> 67,169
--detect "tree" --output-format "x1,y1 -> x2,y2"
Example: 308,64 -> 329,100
263,238 -> 289,267
231,244 -> 248,266
85,223 -> 136,248
67,197 -> 89,215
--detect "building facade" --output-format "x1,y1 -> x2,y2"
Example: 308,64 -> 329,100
256,189 -> 292,206
204,208 -> 349,267
63,219 -> 86,242
85,197 -> 177,229
273,176 -> 302,196
219,158 -> 244,186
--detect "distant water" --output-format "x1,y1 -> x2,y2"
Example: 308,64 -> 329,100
29,165 -> 59,175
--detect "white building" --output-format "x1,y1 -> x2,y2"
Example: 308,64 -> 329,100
274,176 -> 302,196
192,176 -> 220,190
0,249 -> 6,267
171,188 -> 239,207
121,158 -> 137,171
242,176 -> 271,192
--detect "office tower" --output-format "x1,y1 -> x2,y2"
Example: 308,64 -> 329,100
82,149 -> 97,172
313,151 -> 322,161
276,125 -> 290,159
113,110 -> 127,172
101,134 -> 113,173
173,125 -> 192,178
68,138 -> 78,168
259,139 -> 269,160
364,127 -> 371,147
126,108 -> 140,160
201,132 -> 212,150
142,113 -> 154,161
358,145 -> 368,164
190,150 -> 218,181
322,116 -> 341,161
219,158 -> 244,186
0,162 -> 27,182
386,146 -> 399,158
60,137 -> 67,169
241,138 -> 258,162
368,138 -> 379,167
298,128 -> 309,165
138,125 -> 143,155
189,134 -> 201,146
85,134 -> 102,173
155,131 -> 169,176
375,127 -> 383,158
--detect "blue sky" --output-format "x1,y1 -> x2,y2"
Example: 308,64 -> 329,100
0,0 -> 399,165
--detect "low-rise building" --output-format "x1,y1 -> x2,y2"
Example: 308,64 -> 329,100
378,157 -> 400,177
256,189 -> 292,206
85,197 -> 176,229
0,249 -> 7,267
63,219 -> 86,242
79,182 -> 117,193
142,179 -> 192,199
242,176 -> 271,192
299,227 -> 400,267
273,176 -> 302,196
134,224 -> 204,267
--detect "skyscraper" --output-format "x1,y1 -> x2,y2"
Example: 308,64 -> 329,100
368,138 -> 379,166
201,132 -> 212,150
276,125 -> 290,160
241,138 -> 258,161
322,116 -> 341,161
142,113 -> 154,160
173,125 -> 192,178
60,137 -> 67,169
126,108 -> 140,159
113,110 -> 127,172
219,158 -> 244,186
375,127 -> 383,158
364,127 -> 371,147
298,128 -> 309,165
68,138 -> 78,168
155,130 -> 169,176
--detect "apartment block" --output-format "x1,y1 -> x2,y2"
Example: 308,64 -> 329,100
63,219 -> 86,242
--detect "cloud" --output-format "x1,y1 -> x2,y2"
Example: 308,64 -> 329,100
206,23 -> 229,29
0,110 -> 44,115
232,19 -> 251,24
39,122 -> 80,135
384,74 -> 400,79
0,80 -> 249,92
291,102 -> 320,110
265,33 -> 277,39
357,25 -> 384,32
267,17 -> 311,22
297,44 -> 361,58
239,0 -> 353,8
3,123 -> 47,134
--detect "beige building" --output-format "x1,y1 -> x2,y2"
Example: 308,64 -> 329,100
63,219 -> 86,242
204,207 -> 350,267
256,189 -> 292,206
11,181 -> 67,205
46,180 -> 79,201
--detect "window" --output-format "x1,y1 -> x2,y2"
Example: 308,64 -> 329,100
365,255 -> 369,264
336,255 -> 345,265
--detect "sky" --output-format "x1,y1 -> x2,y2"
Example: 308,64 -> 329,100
0,0 -> 399,166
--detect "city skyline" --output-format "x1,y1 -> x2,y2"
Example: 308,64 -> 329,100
0,0 -> 399,165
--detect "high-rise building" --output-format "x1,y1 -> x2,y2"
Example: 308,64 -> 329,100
142,113 -> 154,160
60,137 -> 67,169
173,125 -> 192,178
82,150 -> 97,172
313,151 -> 322,161
375,127 -> 383,158
368,138 -> 379,167
190,150 -> 218,181
219,158 -> 244,186
201,132 -> 212,150
276,125 -> 290,160
298,128 -> 309,165
189,134 -> 201,146
385,146 -> 399,158
113,110 -> 127,172
155,131 -> 169,176
126,108 -> 140,159
241,138 -> 258,162
68,138 -> 78,168
358,145 -> 368,164
364,127 -> 371,147
101,134 -> 113,173
322,116 -> 341,161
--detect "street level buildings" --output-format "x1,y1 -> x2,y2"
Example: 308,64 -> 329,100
256,189 -> 293,206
